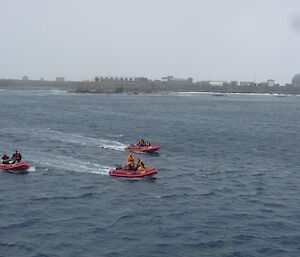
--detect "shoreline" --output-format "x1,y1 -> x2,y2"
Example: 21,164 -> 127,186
1,88 -> 299,97
1,78 -> 300,95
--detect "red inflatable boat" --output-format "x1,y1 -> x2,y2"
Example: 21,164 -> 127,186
109,167 -> 158,178
0,162 -> 30,173
125,144 -> 160,153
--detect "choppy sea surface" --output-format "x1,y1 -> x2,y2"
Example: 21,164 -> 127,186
0,90 -> 300,257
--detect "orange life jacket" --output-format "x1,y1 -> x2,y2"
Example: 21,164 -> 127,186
127,155 -> 135,164
138,160 -> 145,170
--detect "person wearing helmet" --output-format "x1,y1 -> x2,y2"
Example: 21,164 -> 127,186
126,154 -> 136,170
137,139 -> 146,147
137,159 -> 145,171
2,153 -> 10,164
11,150 -> 22,164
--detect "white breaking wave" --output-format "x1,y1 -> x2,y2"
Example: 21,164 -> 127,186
168,91 -> 298,97
41,89 -> 68,95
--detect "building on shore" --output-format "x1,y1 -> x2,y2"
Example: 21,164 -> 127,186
96,76 -> 137,82
22,75 -> 29,81
267,79 -> 275,87
208,80 -> 225,86
134,77 -> 148,83
292,73 -> 300,86
162,76 -> 193,85
239,81 -> 256,87
56,77 -> 65,82
223,81 -> 238,87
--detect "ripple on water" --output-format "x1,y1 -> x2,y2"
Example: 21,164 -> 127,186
1,92 -> 300,257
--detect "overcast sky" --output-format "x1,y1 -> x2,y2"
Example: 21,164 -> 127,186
0,0 -> 299,84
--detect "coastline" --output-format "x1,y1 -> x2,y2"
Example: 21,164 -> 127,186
1,78 -> 300,95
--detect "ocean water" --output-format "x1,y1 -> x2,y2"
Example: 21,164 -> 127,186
0,90 -> 300,257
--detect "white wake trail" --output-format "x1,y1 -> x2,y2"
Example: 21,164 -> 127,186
25,128 -> 127,152
26,152 -> 112,175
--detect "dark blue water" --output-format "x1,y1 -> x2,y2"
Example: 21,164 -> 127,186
1,90 -> 300,257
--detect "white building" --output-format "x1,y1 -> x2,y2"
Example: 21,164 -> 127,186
56,77 -> 65,82
208,81 -> 225,86
267,79 -> 275,87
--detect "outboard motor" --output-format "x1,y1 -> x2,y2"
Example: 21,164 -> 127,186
115,164 -> 123,170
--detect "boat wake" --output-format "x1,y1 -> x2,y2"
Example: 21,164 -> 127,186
27,166 -> 36,172
26,152 -> 112,175
8,128 -> 127,152
41,129 -> 126,151
1,128 -> 122,175
99,140 -> 126,151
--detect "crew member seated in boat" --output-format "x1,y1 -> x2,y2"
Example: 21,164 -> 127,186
127,154 -> 135,165
137,159 -> 145,171
145,141 -> 151,146
126,154 -> 136,170
1,153 -> 10,164
127,162 -> 135,170
11,150 -> 22,164
137,139 -> 146,147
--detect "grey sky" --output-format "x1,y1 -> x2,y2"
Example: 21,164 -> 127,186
0,0 -> 299,84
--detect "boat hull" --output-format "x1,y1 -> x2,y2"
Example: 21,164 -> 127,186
0,162 -> 30,172
125,144 -> 160,153
109,167 -> 157,178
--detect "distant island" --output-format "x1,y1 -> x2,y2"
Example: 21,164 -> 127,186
1,75 -> 300,95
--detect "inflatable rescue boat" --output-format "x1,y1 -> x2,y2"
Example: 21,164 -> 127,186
125,144 -> 160,153
109,167 -> 158,178
0,162 -> 30,173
